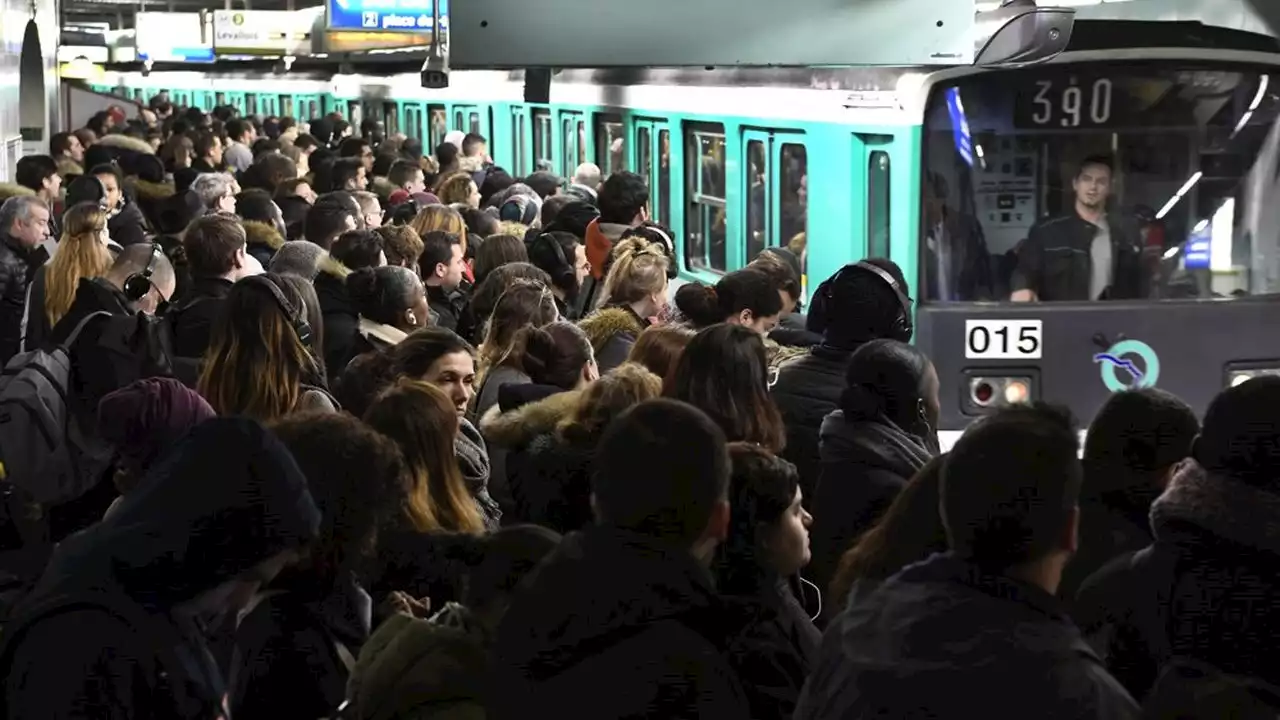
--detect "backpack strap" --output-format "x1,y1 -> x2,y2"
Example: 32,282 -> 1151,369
59,311 -> 114,351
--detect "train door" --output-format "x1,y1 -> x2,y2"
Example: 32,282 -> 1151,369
742,129 -> 809,263
510,106 -> 531,177
634,118 -> 671,228
403,103 -> 424,142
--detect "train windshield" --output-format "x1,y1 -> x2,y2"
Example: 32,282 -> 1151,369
921,63 -> 1280,303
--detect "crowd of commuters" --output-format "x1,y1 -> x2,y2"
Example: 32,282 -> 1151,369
0,96 -> 1270,719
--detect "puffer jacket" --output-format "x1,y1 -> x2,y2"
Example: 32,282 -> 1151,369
480,387 -> 581,524
770,344 -> 858,503
0,231 -> 45,366
314,255 -> 358,378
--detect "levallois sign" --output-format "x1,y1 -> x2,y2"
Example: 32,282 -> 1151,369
326,0 -> 448,32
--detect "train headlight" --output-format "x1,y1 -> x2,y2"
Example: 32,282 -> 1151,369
969,376 -> 1034,409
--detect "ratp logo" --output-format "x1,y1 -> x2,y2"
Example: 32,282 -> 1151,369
1093,339 -> 1161,392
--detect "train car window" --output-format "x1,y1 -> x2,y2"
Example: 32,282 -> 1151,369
216,92 -> 226,106
404,106 -> 421,140
247,94 -> 258,116
429,105 -> 447,147
347,101 -> 363,129
868,150 -> 891,258
685,123 -> 727,273
746,139 -> 768,261
562,116 -> 577,176
595,115 -> 626,175
454,109 -> 464,130
659,130 -> 671,227
380,102 -> 395,135
513,110 -> 528,176
281,96 -> 294,118
780,144 -> 808,274
577,121 -> 587,168
533,109 -> 552,172
637,126 -> 651,188
469,112 -> 481,136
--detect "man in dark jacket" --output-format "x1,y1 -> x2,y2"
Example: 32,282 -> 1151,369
0,419 -> 320,720
167,214 -> 252,384
1075,377 -> 1280,705
489,399 -> 750,719
420,229 -> 468,332
0,196 -> 51,365
770,258 -> 912,504
797,403 -> 1139,719
89,163 -> 150,247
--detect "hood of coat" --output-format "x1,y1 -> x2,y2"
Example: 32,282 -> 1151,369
318,252 -> 351,282
243,220 -> 286,254
127,177 -> 176,202
0,183 -> 35,202
95,133 -> 156,156
480,389 -> 582,449
1151,459 -> 1280,556
578,307 -> 646,355
818,409 -> 934,480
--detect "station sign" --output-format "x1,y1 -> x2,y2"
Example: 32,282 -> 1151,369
212,10 -> 311,56
135,12 -> 214,63
326,0 -> 448,33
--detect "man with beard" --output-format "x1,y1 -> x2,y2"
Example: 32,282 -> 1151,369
1012,155 -> 1144,302
528,230 -> 590,320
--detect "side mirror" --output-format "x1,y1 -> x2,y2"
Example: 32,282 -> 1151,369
974,3 -> 1074,66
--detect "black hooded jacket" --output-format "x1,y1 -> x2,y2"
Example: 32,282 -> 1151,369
770,345 -> 856,502
489,527 -> 750,719
809,410 -> 934,609
796,553 -> 1139,719
0,418 -> 321,720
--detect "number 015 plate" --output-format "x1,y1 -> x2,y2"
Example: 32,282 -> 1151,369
964,319 -> 1043,360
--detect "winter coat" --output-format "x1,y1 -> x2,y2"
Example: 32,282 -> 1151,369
479,387 -> 582,526
315,255 -> 359,379
578,305 -> 648,374
243,220 -> 286,269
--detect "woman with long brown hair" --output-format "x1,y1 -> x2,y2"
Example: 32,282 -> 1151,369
197,273 -> 334,422
23,202 -> 115,350
365,380 -> 486,535
471,278 -> 559,422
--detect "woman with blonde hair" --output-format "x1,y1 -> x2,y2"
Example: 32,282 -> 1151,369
436,172 -> 481,208
197,273 -> 335,422
579,236 -> 670,372
365,379 -> 487,535
23,202 -> 115,350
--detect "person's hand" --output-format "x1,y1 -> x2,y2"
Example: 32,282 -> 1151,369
380,591 -> 431,619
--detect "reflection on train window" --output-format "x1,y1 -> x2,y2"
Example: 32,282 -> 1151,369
577,121 -> 587,168
469,112 -> 481,136
659,130 -> 671,228
429,105 -> 447,147
746,140 -> 768,261
780,144 -> 808,274
595,115 -> 625,175
868,150 -> 891,258
685,123 -> 727,273
533,109 -> 552,172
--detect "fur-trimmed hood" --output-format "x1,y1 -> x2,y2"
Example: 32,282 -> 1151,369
369,175 -> 397,201
126,176 -> 175,202
480,389 -> 582,449
1151,459 -> 1280,555
578,307 -> 646,356
318,252 -> 351,281
55,157 -> 84,178
243,220 -> 286,253
95,133 -> 156,155
0,183 -> 34,201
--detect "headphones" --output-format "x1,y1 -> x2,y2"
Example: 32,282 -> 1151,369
245,275 -> 313,349
122,243 -> 162,303
812,261 -> 913,342
535,231 -> 575,289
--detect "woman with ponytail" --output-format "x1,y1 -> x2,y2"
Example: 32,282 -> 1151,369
579,235 -> 670,373
809,339 -> 940,598
673,267 -> 782,334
